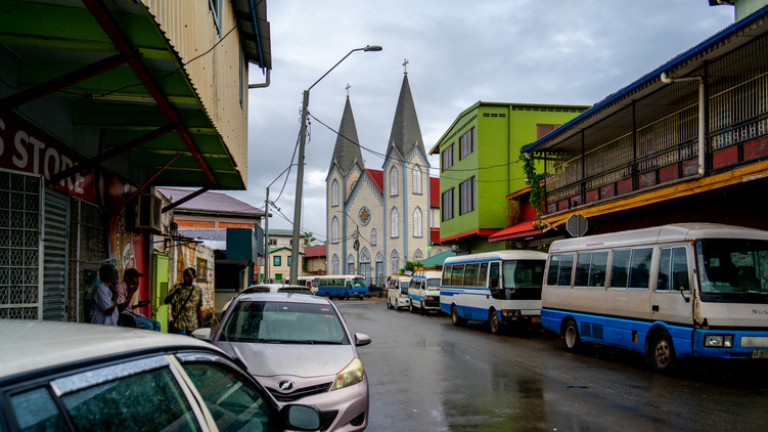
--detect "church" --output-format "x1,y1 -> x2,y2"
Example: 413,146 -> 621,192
325,68 -> 444,287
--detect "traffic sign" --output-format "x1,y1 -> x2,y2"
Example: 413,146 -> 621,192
566,214 -> 588,237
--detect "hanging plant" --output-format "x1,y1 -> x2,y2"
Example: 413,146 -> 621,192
521,154 -> 545,219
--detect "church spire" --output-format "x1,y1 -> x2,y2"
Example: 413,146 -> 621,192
386,67 -> 424,160
329,93 -> 364,173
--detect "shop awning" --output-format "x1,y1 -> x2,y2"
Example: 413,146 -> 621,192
488,221 -> 542,242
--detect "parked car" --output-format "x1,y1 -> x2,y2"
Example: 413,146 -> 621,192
0,319 -> 321,432
386,273 -> 412,310
194,293 -> 372,432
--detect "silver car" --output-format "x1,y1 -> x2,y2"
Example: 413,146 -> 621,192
0,319 -> 321,431
195,293 -> 371,432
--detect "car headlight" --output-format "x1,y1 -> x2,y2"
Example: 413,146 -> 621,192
330,358 -> 365,391
704,334 -> 734,348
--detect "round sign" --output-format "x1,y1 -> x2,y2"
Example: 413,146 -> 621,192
358,206 -> 371,226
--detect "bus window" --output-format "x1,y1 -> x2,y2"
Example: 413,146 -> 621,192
658,248 -> 672,291
463,264 -> 479,286
671,247 -> 689,291
478,263 -> 489,287
442,266 -> 452,285
589,251 -> 608,288
451,265 -> 464,286
557,254 -> 574,286
611,250 -> 631,288
547,255 -> 561,286
489,262 -> 501,299
628,248 -> 653,289
574,252 -> 592,286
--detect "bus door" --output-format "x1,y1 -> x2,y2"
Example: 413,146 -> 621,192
651,245 -> 693,325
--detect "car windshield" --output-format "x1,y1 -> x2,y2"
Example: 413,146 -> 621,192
697,239 -> 768,303
222,301 -> 350,345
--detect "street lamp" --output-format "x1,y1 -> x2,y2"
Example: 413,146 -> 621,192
290,45 -> 382,284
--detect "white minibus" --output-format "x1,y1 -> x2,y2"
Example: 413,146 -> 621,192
440,250 -> 547,334
386,274 -> 412,310
542,223 -> 768,372
408,269 -> 442,315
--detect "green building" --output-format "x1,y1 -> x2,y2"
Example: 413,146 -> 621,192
429,102 -> 588,253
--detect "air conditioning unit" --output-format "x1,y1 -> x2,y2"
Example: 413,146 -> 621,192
136,193 -> 162,232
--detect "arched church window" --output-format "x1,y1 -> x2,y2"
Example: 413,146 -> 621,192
331,217 -> 339,243
390,250 -> 400,274
370,228 -> 377,246
347,254 -> 355,274
412,165 -> 422,195
413,249 -> 423,262
389,166 -> 399,196
413,207 -> 423,238
331,254 -> 339,275
331,179 -> 339,207
390,208 -> 399,238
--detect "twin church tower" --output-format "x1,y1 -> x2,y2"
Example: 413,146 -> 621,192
325,68 -> 441,286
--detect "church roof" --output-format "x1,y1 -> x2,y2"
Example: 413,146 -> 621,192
366,169 -> 384,195
387,74 -> 425,160
330,96 -> 364,173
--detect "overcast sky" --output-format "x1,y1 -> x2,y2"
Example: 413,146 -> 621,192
229,1 -> 735,243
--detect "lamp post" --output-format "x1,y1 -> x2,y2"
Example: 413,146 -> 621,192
290,45 -> 382,284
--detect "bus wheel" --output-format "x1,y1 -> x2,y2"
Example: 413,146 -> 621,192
648,330 -> 677,373
488,309 -> 501,335
451,304 -> 465,326
564,320 -> 581,352
386,299 -> 392,309
325,292 -> 331,299
344,292 -> 350,300
409,302 -> 414,313
420,301 -> 426,316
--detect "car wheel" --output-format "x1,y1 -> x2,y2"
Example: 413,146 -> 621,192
451,304 -> 465,326
564,319 -> 581,352
488,309 -> 501,334
648,330 -> 677,373
420,301 -> 425,316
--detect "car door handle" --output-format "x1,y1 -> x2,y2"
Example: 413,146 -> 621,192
652,305 -> 659,312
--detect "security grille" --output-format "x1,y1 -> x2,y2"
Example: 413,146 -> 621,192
0,170 -> 42,319
43,188 -> 70,321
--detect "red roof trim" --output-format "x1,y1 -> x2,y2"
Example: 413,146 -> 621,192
439,228 -> 498,243
488,221 -> 542,242
366,169 -> 384,195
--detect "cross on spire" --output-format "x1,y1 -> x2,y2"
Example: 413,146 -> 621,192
345,83 -> 351,97
402,58 -> 409,74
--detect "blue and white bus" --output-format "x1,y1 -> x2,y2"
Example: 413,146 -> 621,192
408,269 -> 442,315
542,223 -> 768,372
440,251 -> 548,334
313,275 -> 369,299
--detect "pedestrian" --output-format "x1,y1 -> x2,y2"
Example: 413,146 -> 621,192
116,268 -> 161,331
164,267 -> 203,335
90,264 -> 119,326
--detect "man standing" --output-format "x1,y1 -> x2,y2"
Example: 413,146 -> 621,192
91,264 -> 119,325
116,268 -> 161,331
164,267 -> 203,335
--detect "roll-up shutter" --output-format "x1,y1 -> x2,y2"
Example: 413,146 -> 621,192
43,188 -> 70,321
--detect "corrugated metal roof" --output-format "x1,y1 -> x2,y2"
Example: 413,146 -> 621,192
522,5 -> 768,153
158,187 -> 264,216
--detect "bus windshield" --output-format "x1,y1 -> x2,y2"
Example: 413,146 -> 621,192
426,279 -> 440,289
351,278 -> 368,288
697,239 -> 768,302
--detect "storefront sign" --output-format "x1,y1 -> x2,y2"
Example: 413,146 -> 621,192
0,111 -> 96,202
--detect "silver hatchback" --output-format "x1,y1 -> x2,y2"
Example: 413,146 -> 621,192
195,293 -> 371,432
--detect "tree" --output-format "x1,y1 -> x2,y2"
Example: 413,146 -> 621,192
404,261 -> 423,272
303,231 -> 317,248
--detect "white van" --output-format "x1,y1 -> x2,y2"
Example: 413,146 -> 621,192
386,274 -> 411,310
409,269 -> 442,315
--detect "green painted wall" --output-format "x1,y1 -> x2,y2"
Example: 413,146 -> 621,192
432,102 -> 588,242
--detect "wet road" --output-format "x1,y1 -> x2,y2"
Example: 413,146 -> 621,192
335,300 -> 768,432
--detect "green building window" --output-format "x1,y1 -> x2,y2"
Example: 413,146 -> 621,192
442,188 -> 455,221
442,144 -> 454,171
459,177 -> 475,215
459,128 -> 475,159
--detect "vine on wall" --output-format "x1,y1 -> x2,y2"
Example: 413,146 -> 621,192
521,154 -> 545,220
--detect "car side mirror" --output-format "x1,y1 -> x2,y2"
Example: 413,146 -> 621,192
191,328 -> 212,341
355,332 -> 371,347
283,405 -> 321,431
